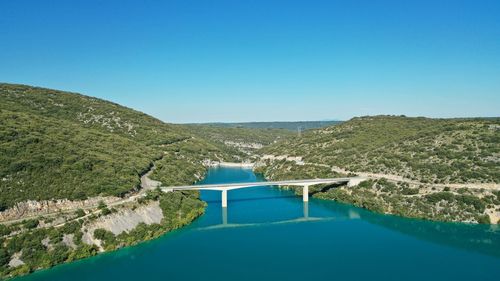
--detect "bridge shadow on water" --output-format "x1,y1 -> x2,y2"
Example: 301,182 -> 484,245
202,195 -> 297,204
194,216 -> 343,231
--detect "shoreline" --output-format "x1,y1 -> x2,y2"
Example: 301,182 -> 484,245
211,162 -> 255,169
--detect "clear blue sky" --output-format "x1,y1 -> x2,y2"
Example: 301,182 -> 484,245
1,0 -> 499,122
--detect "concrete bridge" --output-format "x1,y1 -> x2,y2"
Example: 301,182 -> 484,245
162,177 -> 366,208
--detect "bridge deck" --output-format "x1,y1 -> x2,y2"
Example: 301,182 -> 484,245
165,177 -> 359,191
161,177 -> 364,207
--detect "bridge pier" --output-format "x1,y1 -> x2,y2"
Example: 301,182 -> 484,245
221,189 -> 228,208
303,185 -> 309,202
303,201 -> 309,219
222,206 -> 228,225
168,177 -> 359,209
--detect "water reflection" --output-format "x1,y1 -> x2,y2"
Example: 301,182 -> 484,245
222,207 -> 227,225
209,188 -> 500,259
197,200 -> 346,231
303,201 -> 309,219
201,167 -> 500,259
313,199 -> 500,259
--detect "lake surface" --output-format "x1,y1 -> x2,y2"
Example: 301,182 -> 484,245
17,167 -> 500,281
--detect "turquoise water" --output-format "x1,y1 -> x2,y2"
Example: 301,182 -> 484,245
16,167 -> 500,281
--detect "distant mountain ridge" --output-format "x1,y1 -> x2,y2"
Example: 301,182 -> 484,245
187,120 -> 342,131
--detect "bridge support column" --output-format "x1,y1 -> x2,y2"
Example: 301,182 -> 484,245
221,189 -> 227,208
303,185 -> 309,202
303,201 -> 309,219
222,206 -> 228,225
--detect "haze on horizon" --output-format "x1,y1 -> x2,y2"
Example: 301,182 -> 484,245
1,0 -> 499,123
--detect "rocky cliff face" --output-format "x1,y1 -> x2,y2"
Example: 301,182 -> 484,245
0,196 -> 121,222
84,201 -> 163,237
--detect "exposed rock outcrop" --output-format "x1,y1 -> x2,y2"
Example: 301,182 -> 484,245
84,201 -> 163,237
0,196 -> 121,222
41,237 -> 53,251
8,252 -> 24,268
62,234 -> 77,250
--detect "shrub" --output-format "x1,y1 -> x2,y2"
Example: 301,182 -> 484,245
0,225 -> 11,237
75,209 -> 86,218
477,215 -> 491,224
93,229 -> 116,249
401,187 -> 419,195
0,248 -> 9,267
23,219 -> 39,230
97,201 -> 107,210
100,208 -> 112,216
425,192 -> 454,204
457,195 -> 486,212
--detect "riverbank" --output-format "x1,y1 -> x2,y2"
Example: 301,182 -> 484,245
209,161 -> 255,168
0,189 -> 206,280
255,158 -> 500,224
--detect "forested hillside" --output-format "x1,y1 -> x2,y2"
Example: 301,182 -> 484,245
0,83 -> 237,278
258,116 -> 500,224
261,115 -> 500,184
184,125 -> 294,159
0,84 -> 228,209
